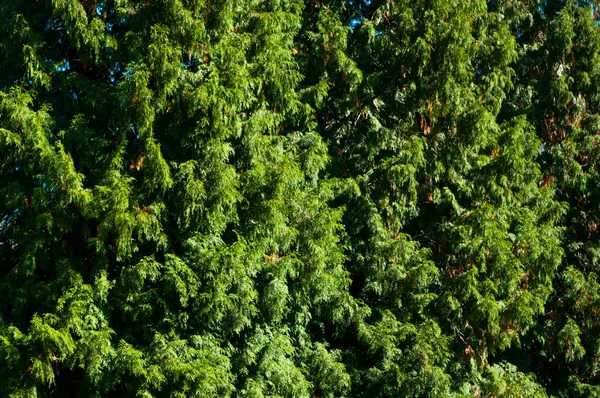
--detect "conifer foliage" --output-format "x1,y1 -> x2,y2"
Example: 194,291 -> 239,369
1,0 -> 600,396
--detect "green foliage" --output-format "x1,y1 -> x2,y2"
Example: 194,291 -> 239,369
1,0 -> 600,396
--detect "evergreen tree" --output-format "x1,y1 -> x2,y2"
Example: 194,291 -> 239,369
1,0 -> 600,396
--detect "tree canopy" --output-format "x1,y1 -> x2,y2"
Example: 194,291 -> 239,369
1,0 -> 600,396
